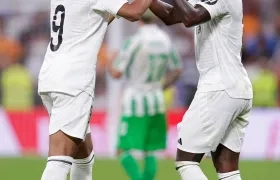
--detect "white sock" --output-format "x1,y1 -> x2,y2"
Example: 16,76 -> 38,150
70,151 -> 95,180
41,156 -> 73,180
218,170 -> 241,180
175,161 -> 208,180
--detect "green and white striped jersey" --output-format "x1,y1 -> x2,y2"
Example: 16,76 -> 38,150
114,25 -> 181,117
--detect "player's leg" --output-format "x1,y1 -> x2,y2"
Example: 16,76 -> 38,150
143,151 -> 157,180
211,145 -> 241,180
175,92 -> 212,180
176,91 -> 246,180
41,92 -> 93,180
40,93 -> 77,180
118,149 -> 141,180
211,100 -> 252,180
42,130 -> 81,180
176,150 -> 207,180
142,113 -> 167,180
70,133 -> 94,180
117,116 -> 148,180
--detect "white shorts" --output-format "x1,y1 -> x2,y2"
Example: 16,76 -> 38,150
40,91 -> 93,140
177,90 -> 252,153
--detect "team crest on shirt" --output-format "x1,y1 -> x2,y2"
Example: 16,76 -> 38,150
200,0 -> 218,5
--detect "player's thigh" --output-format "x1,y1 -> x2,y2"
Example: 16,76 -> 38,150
211,144 -> 240,172
117,115 -> 148,150
177,91 -> 245,153
74,133 -> 93,159
49,91 -> 93,140
220,99 -> 252,153
145,113 -> 167,151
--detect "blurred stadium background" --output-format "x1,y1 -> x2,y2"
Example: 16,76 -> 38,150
0,0 -> 280,179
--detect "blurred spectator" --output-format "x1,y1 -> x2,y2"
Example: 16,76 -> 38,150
243,0 -> 263,58
97,42 -> 109,96
19,12 -> 49,82
19,12 -> 49,105
271,15 -> 280,62
0,16 -> 22,70
164,87 -> 175,109
0,15 -> 33,111
252,58 -> 278,107
243,0 -> 261,39
94,42 -> 110,109
1,63 -> 34,111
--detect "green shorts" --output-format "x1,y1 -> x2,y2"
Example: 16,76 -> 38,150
117,113 -> 167,151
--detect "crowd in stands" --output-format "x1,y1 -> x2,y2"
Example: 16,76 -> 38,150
0,0 -> 279,111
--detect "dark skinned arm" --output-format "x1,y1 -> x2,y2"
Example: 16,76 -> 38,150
150,0 -> 211,27
173,0 -> 211,27
149,0 -> 182,25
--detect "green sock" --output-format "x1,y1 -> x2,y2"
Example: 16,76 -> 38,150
143,154 -> 157,180
119,151 -> 141,180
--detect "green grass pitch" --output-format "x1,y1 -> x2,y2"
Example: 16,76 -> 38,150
0,158 -> 279,179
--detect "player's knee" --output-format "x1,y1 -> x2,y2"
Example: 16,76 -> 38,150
213,160 -> 239,173
212,145 -> 239,173
74,133 -> 94,159
212,155 -> 239,173
74,142 -> 93,159
49,130 -> 82,156
175,161 -> 208,180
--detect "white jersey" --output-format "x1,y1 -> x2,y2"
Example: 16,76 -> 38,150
114,25 -> 182,116
191,0 -> 253,99
38,0 -> 127,96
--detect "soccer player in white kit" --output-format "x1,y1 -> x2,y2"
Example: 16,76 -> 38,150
38,0 -> 153,179
149,0 -> 253,179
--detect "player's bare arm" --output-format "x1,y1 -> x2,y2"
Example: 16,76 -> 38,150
149,0 -> 182,25
150,0 -> 211,27
108,53 -> 122,79
163,69 -> 182,90
118,0 -> 153,22
173,0 -> 210,27
108,66 -> 122,79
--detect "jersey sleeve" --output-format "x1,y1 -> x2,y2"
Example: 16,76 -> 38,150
95,0 -> 128,17
113,37 -> 141,73
195,0 -> 227,19
167,48 -> 182,70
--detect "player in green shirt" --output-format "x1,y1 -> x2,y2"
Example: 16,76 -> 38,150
109,10 -> 182,180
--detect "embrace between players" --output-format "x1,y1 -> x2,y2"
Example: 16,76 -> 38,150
38,0 -> 253,180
